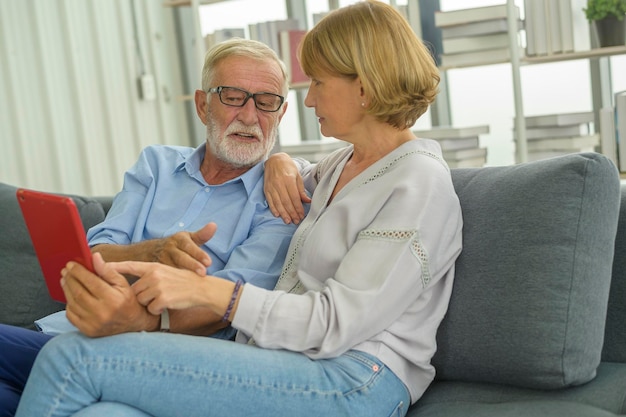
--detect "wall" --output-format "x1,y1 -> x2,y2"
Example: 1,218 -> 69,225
0,0 -> 190,196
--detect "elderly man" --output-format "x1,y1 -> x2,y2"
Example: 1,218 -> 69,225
0,38 -> 298,417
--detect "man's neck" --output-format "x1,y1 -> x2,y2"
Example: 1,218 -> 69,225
200,153 -> 254,185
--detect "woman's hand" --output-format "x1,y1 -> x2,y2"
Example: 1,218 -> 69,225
101,261 -> 211,315
264,152 -> 311,224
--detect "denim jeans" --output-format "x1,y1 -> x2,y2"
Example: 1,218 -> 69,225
15,331 -> 410,417
0,324 -> 54,417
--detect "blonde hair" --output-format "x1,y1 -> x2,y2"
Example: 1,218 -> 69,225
201,38 -> 289,96
299,0 -> 440,129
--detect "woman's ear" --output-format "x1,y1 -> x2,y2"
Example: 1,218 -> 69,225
357,78 -> 368,107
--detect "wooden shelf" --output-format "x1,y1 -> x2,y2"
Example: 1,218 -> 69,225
522,45 -> 626,65
439,45 -> 626,71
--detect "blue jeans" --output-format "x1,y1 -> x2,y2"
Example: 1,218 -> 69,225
0,324 -> 53,417
15,331 -> 410,417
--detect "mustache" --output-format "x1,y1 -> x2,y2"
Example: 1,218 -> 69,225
223,121 -> 264,139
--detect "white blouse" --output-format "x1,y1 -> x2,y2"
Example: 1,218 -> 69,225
233,138 -> 463,403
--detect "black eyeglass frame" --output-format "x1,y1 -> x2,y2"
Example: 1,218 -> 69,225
207,86 -> 285,113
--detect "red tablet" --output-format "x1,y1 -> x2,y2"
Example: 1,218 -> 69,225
16,188 -> 94,303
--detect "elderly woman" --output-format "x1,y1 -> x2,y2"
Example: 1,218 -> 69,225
15,1 -> 462,416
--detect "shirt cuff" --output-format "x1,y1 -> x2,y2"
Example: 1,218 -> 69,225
230,284 -> 269,337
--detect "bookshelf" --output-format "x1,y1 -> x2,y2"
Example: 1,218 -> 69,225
167,0 -> 625,165
435,0 -> 626,164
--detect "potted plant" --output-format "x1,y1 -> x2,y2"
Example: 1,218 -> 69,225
584,0 -> 626,47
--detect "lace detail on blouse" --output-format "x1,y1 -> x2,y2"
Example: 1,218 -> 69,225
361,149 -> 447,187
358,228 -> 431,288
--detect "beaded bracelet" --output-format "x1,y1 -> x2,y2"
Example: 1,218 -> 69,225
222,280 -> 244,322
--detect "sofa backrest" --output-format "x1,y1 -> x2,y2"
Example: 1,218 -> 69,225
433,152 -> 620,390
0,182 -> 107,329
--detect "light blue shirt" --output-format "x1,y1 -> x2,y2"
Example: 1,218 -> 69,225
37,143 -> 297,337
88,143 -> 297,288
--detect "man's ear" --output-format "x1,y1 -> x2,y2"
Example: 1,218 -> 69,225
277,101 -> 289,123
194,90 -> 209,125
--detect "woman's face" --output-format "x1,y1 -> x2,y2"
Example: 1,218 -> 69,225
303,73 -> 365,141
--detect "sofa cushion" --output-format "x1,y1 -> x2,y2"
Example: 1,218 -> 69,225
407,400 -> 619,417
433,153 -> 620,389
602,184 -> 626,362
413,362 -> 626,415
0,182 -> 106,329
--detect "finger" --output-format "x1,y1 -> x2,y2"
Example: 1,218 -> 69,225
192,222 -> 217,245
107,260 -> 156,278
267,189 -> 292,224
282,181 -> 306,224
297,178 -> 312,204
62,262 -> 102,299
92,253 -> 131,288
290,177 -> 310,222
265,191 -> 279,218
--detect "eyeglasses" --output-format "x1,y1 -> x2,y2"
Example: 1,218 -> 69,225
207,86 -> 285,112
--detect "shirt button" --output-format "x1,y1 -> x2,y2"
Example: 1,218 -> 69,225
178,222 -> 184,227
204,187 -> 210,192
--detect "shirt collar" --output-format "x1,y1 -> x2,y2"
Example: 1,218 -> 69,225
174,142 -> 265,196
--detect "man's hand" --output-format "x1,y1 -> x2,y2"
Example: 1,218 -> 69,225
61,253 -> 158,337
149,222 -> 216,275
92,222 -> 217,276
264,152 -> 311,224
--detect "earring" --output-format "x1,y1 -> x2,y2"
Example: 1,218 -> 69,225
361,102 -> 366,107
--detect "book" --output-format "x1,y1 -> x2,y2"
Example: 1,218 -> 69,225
525,124 -> 590,140
268,18 -> 300,54
434,5 -> 516,28
558,0 -> 574,53
204,28 -> 245,50
570,0 -> 591,52
546,0 -> 562,54
528,149 -> 589,162
435,136 -> 481,151
527,148 -> 597,162
281,140 -> 348,162
440,47 -> 522,68
522,111 -> 594,128
525,134 -> 599,151
405,0 -> 423,39
279,29 -> 308,87
616,92 -> 626,171
414,125 -> 490,139
599,107 -> 618,166
523,0 -> 536,56
442,33 -> 510,54
312,12 -> 328,26
443,147 -> 487,161
528,0 -> 549,56
440,18 -> 521,39
446,155 -> 487,168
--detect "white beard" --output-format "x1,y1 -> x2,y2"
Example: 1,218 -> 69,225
206,119 -> 277,168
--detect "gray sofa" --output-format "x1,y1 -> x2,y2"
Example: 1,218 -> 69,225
1,151 -> 624,416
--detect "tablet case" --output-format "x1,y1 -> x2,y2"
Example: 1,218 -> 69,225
16,188 -> 94,303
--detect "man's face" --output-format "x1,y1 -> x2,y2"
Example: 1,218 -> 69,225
202,55 -> 287,167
